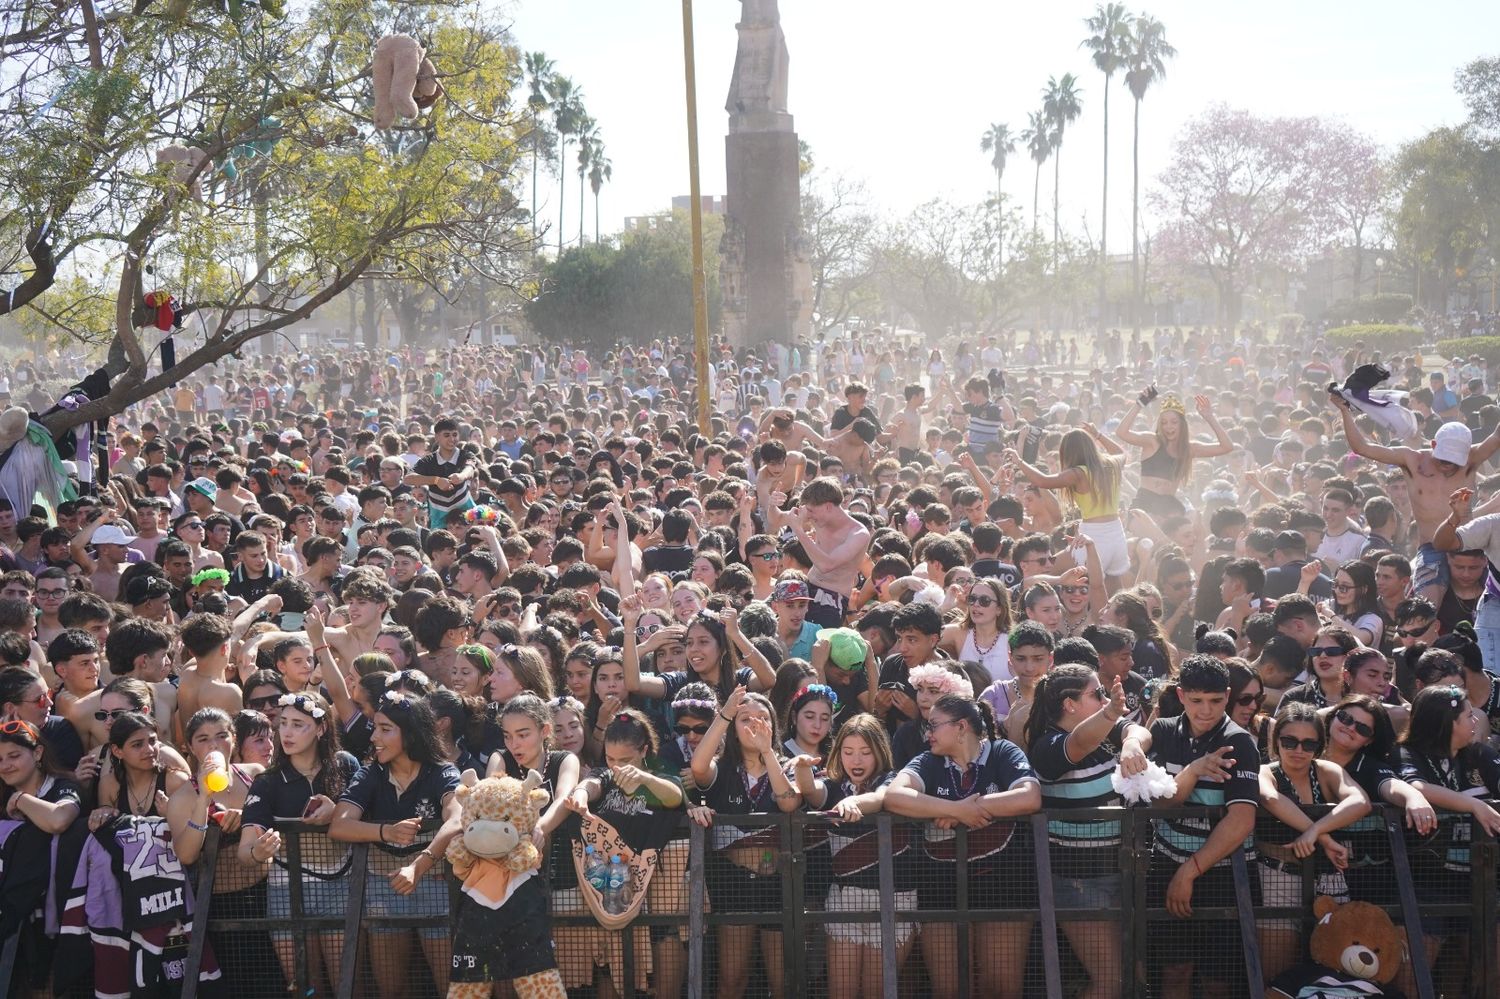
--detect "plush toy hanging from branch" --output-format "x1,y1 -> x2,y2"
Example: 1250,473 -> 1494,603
372,33 -> 443,129
141,290 -> 183,371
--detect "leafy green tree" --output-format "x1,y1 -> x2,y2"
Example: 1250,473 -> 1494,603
524,51 -> 557,242
1082,2 -> 1133,327
1021,110 -> 1052,232
0,0 -> 530,435
1123,14 -> 1175,330
588,147 -> 613,245
548,75 -> 585,254
574,113 -> 599,246
526,211 -> 721,348
1392,126 -> 1500,310
1042,74 -> 1084,279
980,123 -> 1015,270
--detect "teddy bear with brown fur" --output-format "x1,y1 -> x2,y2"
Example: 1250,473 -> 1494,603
444,770 -> 567,999
372,34 -> 443,129
1268,897 -> 1407,998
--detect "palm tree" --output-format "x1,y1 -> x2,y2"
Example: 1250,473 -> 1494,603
575,114 -> 599,246
980,122 -> 1015,270
1021,110 -> 1052,232
548,76 -> 583,254
1124,14 -> 1175,332
1042,74 -> 1083,275
1082,3 -> 1133,329
589,147 -> 612,244
523,52 -> 555,245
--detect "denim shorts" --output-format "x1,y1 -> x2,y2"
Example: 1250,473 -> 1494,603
267,871 -> 349,941
364,870 -> 450,939
1053,873 -> 1122,911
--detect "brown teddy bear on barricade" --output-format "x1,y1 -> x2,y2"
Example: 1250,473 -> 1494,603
1268,897 -> 1407,998
372,33 -> 443,129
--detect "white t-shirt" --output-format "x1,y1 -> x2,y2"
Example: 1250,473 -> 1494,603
203,383 -> 225,411
1316,528 -> 1367,568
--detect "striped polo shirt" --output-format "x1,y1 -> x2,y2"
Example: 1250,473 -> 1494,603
1147,714 -> 1260,868
1030,722 -> 1128,878
413,447 -> 474,516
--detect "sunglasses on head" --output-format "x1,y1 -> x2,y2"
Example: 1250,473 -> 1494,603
636,623 -> 662,640
1278,735 -> 1320,753
1308,645 -> 1347,658
674,723 -> 709,737
1334,709 -> 1374,739
0,719 -> 39,741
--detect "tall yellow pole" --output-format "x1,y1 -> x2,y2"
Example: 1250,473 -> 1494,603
682,0 -> 712,433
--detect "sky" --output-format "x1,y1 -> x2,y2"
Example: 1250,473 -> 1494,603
505,1 -> 1499,253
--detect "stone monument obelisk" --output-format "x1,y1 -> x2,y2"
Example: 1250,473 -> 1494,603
719,0 -> 812,350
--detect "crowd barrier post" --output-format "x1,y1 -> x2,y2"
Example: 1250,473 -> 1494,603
1029,812 -> 1064,999
1124,806 -> 1153,999
285,821 -> 311,993
875,813 -> 899,999
1230,848 -> 1265,999
1470,817 -> 1497,999
784,814 -> 806,994
337,842 -> 370,999
1383,807 -> 1436,999
954,824 -> 970,999
686,820 -> 705,999
0,927 -> 18,998
180,824 -> 222,999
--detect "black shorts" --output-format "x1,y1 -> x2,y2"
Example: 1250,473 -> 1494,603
705,852 -> 784,929
1410,856 -> 1470,939
450,876 -> 557,983
1146,856 -> 1258,979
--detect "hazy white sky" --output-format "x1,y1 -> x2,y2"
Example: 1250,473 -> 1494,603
507,0 -> 1499,252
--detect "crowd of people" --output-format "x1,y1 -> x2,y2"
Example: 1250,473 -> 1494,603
4,323 -> 1500,999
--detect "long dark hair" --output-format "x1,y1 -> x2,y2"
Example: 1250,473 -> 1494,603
1024,664 -> 1097,751
1334,560 -> 1381,623
107,711 -> 161,785
602,708 -> 660,762
1326,694 -> 1396,762
1401,685 -> 1470,761
272,691 -> 346,799
374,693 -> 446,767
720,691 -> 781,774
685,610 -> 739,703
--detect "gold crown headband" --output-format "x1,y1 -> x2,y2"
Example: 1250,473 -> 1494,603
1160,395 -> 1187,416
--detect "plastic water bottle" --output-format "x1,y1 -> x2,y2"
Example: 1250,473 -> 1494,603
603,854 -> 631,914
583,846 -> 608,894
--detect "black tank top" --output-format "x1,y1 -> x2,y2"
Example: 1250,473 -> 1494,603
116,767 -> 170,816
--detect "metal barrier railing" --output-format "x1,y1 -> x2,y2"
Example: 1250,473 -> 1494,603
5,803 -> 1485,999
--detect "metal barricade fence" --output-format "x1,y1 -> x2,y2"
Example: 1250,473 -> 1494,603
153,805 -> 1499,999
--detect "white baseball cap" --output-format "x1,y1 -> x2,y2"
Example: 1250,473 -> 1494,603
1433,422 -> 1473,466
92,524 -> 137,546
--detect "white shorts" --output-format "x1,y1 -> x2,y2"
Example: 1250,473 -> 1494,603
824,883 -> 917,948
1079,517 -> 1130,578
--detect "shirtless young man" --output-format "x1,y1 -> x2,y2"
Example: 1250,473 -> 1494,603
323,571 -> 393,667
176,613 -> 242,720
799,419 -> 883,482
783,477 -> 872,629
884,384 -> 933,465
1332,393 -> 1500,601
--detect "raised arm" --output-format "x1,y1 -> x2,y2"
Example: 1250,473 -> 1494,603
1004,449 -> 1084,492
620,595 -> 670,699
1113,399 -> 1155,449
1188,395 -> 1234,458
725,609 -> 776,691
1330,393 -> 1413,468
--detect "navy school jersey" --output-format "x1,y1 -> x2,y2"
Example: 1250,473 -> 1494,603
1400,744 -> 1492,873
1146,713 -> 1260,866
900,738 -> 1038,862
1029,722 -> 1129,878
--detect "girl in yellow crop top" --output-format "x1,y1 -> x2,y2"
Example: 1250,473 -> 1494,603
1005,428 -> 1131,589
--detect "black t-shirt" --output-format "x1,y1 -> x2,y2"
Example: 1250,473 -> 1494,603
42,715 -> 84,771
970,558 -> 1021,588
499,749 -> 579,887
830,405 -> 882,434
242,753 -> 360,828
340,760 -> 460,858
589,765 -> 683,853
1399,746 -> 1482,872
1437,587 -> 1480,634
642,545 -> 695,576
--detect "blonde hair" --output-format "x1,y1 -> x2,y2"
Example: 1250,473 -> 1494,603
1059,429 -> 1120,508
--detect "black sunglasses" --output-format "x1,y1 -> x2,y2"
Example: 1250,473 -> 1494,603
93,707 -> 130,722
968,595 -> 997,608
1278,736 -> 1321,753
1395,622 -> 1434,639
1235,691 -> 1265,708
247,695 -> 280,710
1308,646 -> 1347,658
1334,709 -> 1374,739
674,723 -> 709,737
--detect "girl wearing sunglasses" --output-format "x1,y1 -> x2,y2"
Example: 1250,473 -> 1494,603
1226,661 -> 1271,759
1255,702 -> 1369,981
1320,695 -> 1436,910
1398,686 -> 1500,972
1278,625 -> 1358,711
941,578 -> 1013,683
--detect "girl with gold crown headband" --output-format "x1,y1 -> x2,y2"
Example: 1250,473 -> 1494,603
1113,385 -> 1235,519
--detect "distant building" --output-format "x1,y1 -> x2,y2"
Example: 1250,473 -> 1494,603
623,196 -> 725,233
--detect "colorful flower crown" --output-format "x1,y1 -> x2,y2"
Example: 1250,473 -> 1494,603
465,505 -> 500,525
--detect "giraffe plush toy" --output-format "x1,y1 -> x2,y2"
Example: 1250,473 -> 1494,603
445,769 -> 567,999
